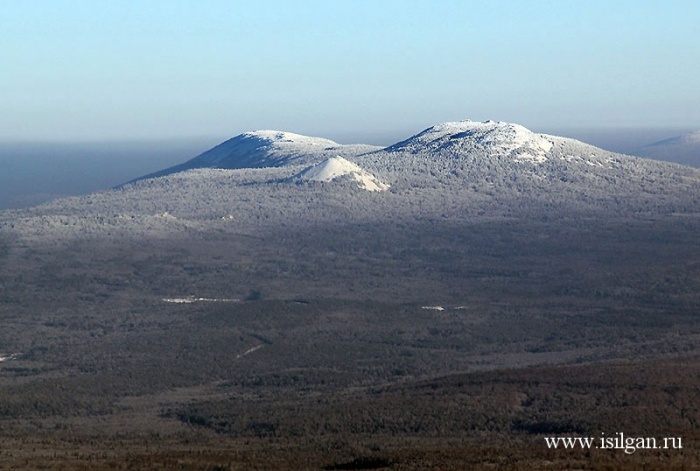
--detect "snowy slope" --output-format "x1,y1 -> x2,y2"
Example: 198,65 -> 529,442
132,131 -> 381,182
294,157 -> 389,192
632,131 -> 700,168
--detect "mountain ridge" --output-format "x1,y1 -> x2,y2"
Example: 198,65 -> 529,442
3,119 -> 699,243
131,120 -> 690,183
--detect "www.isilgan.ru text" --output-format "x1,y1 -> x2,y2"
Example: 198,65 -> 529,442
545,432 -> 682,454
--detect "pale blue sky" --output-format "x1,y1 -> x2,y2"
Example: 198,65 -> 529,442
2,0 -> 699,142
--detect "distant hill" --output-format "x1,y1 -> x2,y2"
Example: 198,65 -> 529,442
631,130 -> 700,167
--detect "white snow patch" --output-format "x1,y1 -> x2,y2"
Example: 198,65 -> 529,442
0,353 -> 21,362
295,156 -> 390,192
162,296 -> 239,304
560,154 -> 610,168
236,344 -> 263,359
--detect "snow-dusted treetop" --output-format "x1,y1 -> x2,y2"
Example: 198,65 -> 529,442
294,156 -> 390,192
386,120 -> 554,163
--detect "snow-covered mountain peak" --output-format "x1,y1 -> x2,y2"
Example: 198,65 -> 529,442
387,120 -> 554,163
194,130 -> 342,169
295,156 -> 390,192
129,130 -> 382,183
239,130 -> 339,148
